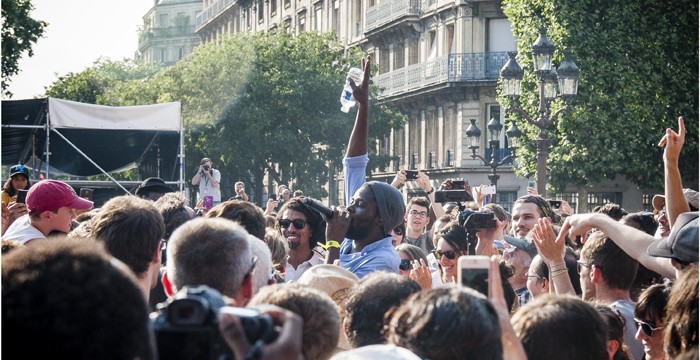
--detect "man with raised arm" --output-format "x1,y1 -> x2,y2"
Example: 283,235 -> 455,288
324,56 -> 405,278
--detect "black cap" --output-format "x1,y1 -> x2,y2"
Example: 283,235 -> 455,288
9,164 -> 30,178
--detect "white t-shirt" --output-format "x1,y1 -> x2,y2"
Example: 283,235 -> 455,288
198,168 -> 222,202
2,214 -> 46,244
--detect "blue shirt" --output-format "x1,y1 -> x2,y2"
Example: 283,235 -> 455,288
339,237 -> 400,278
340,154 -> 400,278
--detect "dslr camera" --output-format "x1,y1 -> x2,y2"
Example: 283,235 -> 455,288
151,285 -> 278,360
434,180 -> 474,203
202,164 -> 210,172
459,210 -> 497,230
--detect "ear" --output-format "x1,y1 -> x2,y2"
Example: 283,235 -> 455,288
607,340 -> 620,358
236,273 -> 253,306
590,265 -> 603,284
541,278 -> 550,292
151,243 -> 162,265
404,212 -> 409,222
162,272 -> 174,297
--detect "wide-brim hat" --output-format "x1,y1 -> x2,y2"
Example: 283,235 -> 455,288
652,189 -> 699,211
647,212 -> 699,263
134,177 -> 174,197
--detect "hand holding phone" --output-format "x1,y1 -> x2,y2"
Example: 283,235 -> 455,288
80,188 -> 94,201
457,255 -> 490,296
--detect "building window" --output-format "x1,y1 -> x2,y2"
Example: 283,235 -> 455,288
411,153 -> 418,169
160,48 -> 167,63
428,152 -> 435,169
271,0 -> 277,16
315,6 -> 322,32
446,149 -> 454,166
257,0 -> 264,22
178,47 -> 185,60
159,13 -> 169,27
354,0 -> 362,36
378,47 -> 390,74
556,192 -> 579,213
284,0 -> 291,8
587,192 -> 623,213
408,37 -> 420,65
642,193 -> 653,212
298,13 -> 306,32
394,42 -> 405,70
496,191 -> 518,213
446,24 -> 455,54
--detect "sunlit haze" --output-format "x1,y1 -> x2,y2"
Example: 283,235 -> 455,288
5,0 -> 153,100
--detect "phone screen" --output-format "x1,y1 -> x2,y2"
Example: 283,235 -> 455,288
16,189 -> 28,204
460,267 -> 489,296
80,188 -> 94,201
405,170 -> 418,180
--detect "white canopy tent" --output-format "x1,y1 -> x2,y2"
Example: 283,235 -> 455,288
2,98 -> 184,196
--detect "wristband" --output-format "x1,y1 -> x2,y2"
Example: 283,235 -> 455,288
425,188 -> 434,195
322,240 -> 341,250
550,269 -> 568,278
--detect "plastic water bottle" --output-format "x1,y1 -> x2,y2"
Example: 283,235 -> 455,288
339,67 -> 364,113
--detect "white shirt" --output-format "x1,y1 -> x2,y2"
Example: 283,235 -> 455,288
285,248 -> 326,282
2,214 -> 46,244
198,168 -> 222,202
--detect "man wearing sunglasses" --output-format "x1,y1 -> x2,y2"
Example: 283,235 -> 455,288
325,55 -> 405,278
579,231 -> 644,360
276,197 -> 326,282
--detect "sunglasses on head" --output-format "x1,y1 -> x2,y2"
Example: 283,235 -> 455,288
434,249 -> 457,260
279,218 -> 308,229
399,259 -> 412,271
634,318 -> 663,337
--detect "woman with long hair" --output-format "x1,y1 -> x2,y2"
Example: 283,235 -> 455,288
2,165 -> 31,204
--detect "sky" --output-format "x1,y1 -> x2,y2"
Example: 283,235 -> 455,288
5,0 -> 154,100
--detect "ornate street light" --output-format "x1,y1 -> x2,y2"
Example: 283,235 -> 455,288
466,117 -> 519,202
499,28 -> 580,195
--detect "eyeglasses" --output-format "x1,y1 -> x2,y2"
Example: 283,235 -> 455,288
409,210 -> 428,218
279,218 -> 308,229
399,259 -> 413,271
245,256 -> 258,278
576,260 -> 592,274
434,249 -> 457,260
526,274 -> 544,280
634,318 -> 664,337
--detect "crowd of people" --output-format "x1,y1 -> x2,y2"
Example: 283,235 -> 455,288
2,55 -> 698,360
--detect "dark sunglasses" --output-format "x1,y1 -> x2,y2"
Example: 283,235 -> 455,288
634,318 -> 663,337
399,259 -> 412,271
434,249 -> 457,260
279,219 -> 308,229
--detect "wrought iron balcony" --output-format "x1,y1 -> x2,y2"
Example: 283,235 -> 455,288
196,0 -> 237,29
374,51 -> 509,98
365,0 -> 421,32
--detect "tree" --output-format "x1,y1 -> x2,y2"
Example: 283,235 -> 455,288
1,0 -> 47,97
502,0 -> 698,194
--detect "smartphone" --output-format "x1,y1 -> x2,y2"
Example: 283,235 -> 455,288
450,180 -> 466,189
482,185 -> 496,195
269,194 -> 277,201
405,170 -> 418,180
16,189 -> 28,204
80,188 -> 94,201
457,255 -> 490,296
549,200 -> 562,209
202,195 -> 214,211
528,180 -> 536,189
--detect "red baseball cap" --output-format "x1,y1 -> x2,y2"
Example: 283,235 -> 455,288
27,180 -> 94,215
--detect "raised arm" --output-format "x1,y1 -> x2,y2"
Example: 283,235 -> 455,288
345,55 -> 371,158
659,116 -> 690,227
559,213 -> 676,279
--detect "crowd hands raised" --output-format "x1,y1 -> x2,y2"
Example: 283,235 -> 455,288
2,56 -> 698,360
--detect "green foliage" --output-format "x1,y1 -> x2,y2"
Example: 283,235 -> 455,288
1,0 -> 47,97
502,0 -> 698,192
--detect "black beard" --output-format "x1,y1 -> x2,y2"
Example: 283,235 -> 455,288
345,223 -> 369,241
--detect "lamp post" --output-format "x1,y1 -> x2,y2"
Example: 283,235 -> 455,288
466,117 -> 522,202
499,28 -> 580,196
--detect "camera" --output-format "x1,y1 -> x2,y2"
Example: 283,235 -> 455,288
459,210 -> 497,230
404,170 -> 418,180
202,165 -> 210,171
151,285 -> 277,360
434,180 -> 474,203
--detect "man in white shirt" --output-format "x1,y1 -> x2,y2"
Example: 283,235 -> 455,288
191,157 -> 222,208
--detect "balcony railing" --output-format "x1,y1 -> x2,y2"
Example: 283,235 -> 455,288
365,0 -> 421,32
196,0 -> 237,28
484,147 -> 515,165
375,51 -> 508,98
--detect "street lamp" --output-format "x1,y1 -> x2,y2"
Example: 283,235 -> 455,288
499,28 -> 580,196
466,117 -> 520,202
